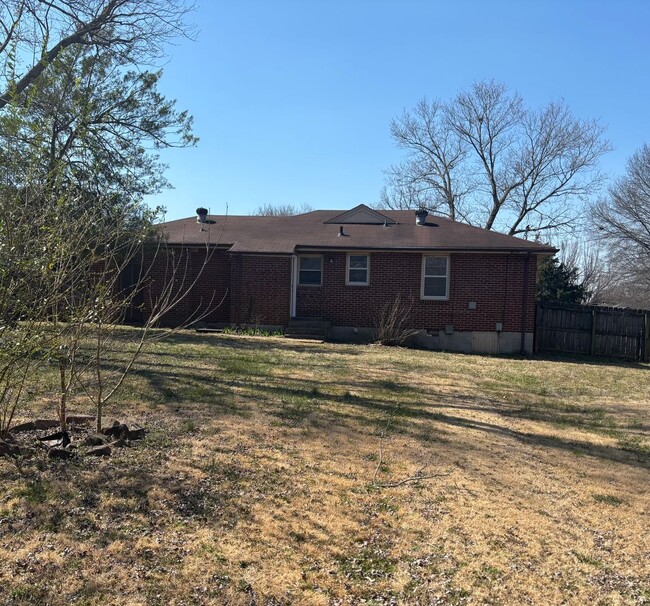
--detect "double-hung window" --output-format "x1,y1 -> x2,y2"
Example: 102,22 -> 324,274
421,255 -> 449,300
298,255 -> 322,286
346,254 -> 370,286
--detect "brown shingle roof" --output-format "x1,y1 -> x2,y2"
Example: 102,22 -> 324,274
162,206 -> 557,255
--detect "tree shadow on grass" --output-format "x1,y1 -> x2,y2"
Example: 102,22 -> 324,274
132,360 -> 650,471
532,352 -> 650,371
164,331 -> 363,357
81,333 -> 650,472
215,377 -> 650,470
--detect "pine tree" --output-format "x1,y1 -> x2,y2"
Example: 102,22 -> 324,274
537,257 -> 590,304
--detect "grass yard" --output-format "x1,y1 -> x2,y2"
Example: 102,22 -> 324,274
1,331 -> 649,605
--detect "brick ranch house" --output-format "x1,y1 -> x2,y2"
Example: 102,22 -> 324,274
144,204 -> 556,354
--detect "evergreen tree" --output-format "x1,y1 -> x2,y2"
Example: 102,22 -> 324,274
537,257 -> 590,304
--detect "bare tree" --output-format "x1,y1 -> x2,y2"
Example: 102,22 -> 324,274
592,144 -> 650,306
0,0 -> 195,109
383,99 -> 470,220
382,80 -> 610,237
557,238 -> 617,304
0,183 -> 88,436
252,202 -> 313,216
0,187 -> 56,436
57,217 -> 217,433
377,179 -> 435,214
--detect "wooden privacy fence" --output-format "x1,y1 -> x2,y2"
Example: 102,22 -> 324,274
535,303 -> 650,362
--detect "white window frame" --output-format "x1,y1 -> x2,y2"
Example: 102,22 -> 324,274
346,253 -> 370,286
420,255 -> 450,300
298,254 -> 323,286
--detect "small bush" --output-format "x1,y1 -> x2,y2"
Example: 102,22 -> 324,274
374,294 -> 418,346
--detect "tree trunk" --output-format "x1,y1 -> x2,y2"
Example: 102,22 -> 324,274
58,362 -> 68,431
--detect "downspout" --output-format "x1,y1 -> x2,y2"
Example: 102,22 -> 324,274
236,253 -> 243,326
290,254 -> 297,319
520,253 -> 531,355
500,253 -> 512,355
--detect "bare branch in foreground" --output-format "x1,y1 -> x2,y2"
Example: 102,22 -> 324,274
377,470 -> 453,489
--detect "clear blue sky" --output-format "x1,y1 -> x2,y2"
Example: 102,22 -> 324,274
149,0 -> 650,221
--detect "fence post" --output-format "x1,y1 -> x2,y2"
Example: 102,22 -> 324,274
641,311 -> 650,362
590,308 -> 597,357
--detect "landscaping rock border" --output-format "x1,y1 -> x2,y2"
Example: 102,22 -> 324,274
1,415 -> 146,461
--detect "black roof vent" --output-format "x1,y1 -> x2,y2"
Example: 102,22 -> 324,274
415,208 -> 428,225
196,207 -> 208,223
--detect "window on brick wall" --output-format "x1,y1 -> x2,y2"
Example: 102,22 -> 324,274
346,253 -> 370,285
421,255 -> 449,300
298,255 -> 323,286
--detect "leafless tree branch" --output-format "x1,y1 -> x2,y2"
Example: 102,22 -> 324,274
380,80 -> 610,238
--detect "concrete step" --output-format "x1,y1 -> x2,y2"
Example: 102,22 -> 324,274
285,329 -> 327,338
284,333 -> 326,341
285,318 -> 330,339
287,320 -> 330,329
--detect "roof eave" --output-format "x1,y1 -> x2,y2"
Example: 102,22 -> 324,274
294,245 -> 558,254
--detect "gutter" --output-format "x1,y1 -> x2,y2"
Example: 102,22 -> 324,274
293,245 -> 558,254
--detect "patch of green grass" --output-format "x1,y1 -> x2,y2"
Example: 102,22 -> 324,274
374,378 -> 407,391
182,418 -> 197,433
447,587 -> 472,605
6,585 -> 49,605
618,434 -> 650,456
46,507 -> 65,532
572,550 -> 604,567
274,394 -> 318,424
376,498 -> 399,515
236,579 -> 253,593
338,542 -> 396,581
479,564 -> 505,582
221,326 -> 283,337
593,493 -> 624,506
500,398 -> 627,439
217,351 -> 279,378
16,479 -> 49,504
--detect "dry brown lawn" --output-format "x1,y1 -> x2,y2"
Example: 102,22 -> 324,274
1,332 -> 649,605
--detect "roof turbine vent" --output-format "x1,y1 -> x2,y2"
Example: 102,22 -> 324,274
415,208 -> 428,225
196,207 -> 208,223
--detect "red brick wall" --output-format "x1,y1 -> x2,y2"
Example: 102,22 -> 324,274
142,247 -> 231,328
296,252 -> 537,332
229,254 -> 292,326
142,249 -> 538,334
